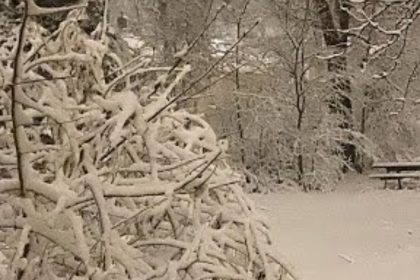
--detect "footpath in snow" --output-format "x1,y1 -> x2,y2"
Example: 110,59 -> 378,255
252,174 -> 420,280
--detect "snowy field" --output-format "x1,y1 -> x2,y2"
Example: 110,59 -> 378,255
252,174 -> 420,280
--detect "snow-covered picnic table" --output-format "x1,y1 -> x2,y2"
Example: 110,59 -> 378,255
370,162 -> 420,189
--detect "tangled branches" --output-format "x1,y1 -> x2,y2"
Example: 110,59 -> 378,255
0,2 -> 296,280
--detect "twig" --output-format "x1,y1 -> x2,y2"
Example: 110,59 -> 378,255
86,176 -> 112,270
338,253 -> 355,264
12,75 -> 73,86
101,0 -> 109,42
11,0 -> 29,198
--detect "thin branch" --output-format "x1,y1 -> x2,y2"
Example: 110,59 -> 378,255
101,0 -> 109,42
11,0 -> 29,197
178,63 -> 246,103
12,75 -> 73,86
147,19 -> 260,122
148,2 -> 227,98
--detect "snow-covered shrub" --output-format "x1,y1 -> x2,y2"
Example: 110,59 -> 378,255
0,2 -> 296,279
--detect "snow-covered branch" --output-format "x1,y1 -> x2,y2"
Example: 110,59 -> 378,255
0,3 -> 297,280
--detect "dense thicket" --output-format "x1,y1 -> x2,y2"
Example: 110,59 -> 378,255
0,1 -> 296,279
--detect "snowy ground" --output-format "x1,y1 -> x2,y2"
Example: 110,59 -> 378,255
252,174 -> 420,280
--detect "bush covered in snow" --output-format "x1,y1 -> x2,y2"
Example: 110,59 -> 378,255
0,1 -> 296,279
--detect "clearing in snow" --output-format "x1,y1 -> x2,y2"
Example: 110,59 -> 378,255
253,174 -> 420,280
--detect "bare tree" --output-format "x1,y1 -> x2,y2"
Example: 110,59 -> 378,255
314,0 -> 420,169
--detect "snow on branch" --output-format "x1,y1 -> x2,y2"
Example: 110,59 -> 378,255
0,5 -> 298,280
316,0 -> 420,77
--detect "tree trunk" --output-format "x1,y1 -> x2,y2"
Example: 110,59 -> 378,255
315,0 -> 356,170
235,16 -> 246,167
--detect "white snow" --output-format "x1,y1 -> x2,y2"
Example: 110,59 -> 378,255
252,174 -> 420,280
123,35 -> 145,50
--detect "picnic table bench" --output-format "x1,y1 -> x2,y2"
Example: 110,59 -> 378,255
369,162 -> 420,189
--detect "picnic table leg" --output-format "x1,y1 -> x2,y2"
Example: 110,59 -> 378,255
384,168 -> 392,189
393,168 -> 402,189
397,179 -> 403,190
